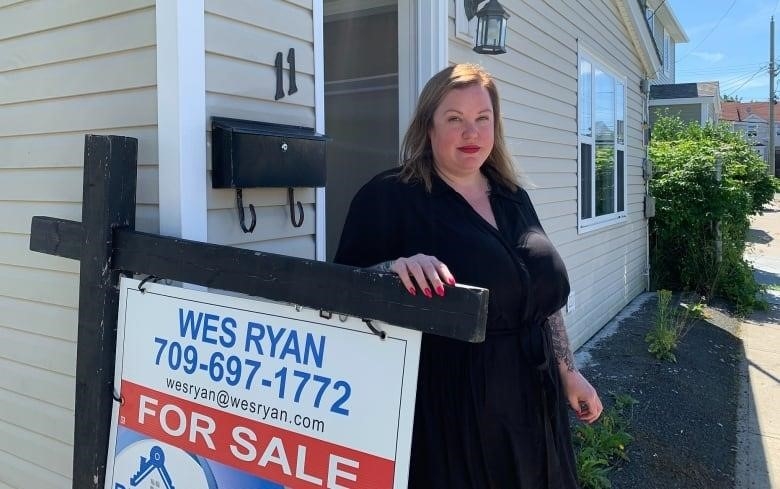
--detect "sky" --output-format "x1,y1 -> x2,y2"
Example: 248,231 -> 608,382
668,0 -> 779,102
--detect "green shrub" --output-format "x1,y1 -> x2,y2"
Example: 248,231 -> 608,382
649,115 -> 775,312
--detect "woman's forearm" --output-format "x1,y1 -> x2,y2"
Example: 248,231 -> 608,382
549,310 -> 576,373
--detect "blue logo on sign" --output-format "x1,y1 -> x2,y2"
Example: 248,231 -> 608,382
129,446 -> 175,489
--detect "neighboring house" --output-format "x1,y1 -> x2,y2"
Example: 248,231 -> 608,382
0,0 -> 674,487
643,0 -> 687,84
721,101 -> 780,173
642,1 -> 722,128
649,81 -> 722,126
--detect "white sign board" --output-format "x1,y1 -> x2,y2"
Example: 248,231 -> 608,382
106,278 -> 421,489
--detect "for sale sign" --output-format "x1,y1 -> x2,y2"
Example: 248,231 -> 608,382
105,278 -> 421,489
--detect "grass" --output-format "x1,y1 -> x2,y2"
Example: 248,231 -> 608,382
574,393 -> 638,489
645,290 -> 698,362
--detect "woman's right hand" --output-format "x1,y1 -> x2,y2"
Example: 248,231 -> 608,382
375,254 -> 456,298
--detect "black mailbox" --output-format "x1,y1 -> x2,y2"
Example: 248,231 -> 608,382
211,117 -> 327,189
211,117 -> 328,232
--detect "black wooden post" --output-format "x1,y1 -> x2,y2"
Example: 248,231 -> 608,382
73,134 -> 137,489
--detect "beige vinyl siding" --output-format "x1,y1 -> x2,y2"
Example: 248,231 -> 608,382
205,0 -> 317,258
449,0 -> 648,347
0,1 -> 157,487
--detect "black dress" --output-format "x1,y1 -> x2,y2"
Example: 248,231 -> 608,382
334,169 -> 580,489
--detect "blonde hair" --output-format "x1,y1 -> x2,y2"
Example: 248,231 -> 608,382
399,63 -> 518,191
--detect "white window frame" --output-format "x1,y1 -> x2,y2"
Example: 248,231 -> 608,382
663,31 -> 671,76
577,48 -> 629,233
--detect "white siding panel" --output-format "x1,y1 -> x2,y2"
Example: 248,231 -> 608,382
0,265 -> 78,309
0,202 -> 81,234
205,13 -> 314,75
0,126 -> 159,169
0,328 -> 75,384
523,172 -> 577,189
205,0 -> 312,42
535,200 -> 576,220
206,93 -> 315,132
0,449 -> 69,489
0,387 -> 73,444
136,204 -> 161,234
0,419 -> 72,476
206,53 -> 314,107
208,185 -> 315,210
0,47 -> 156,105
0,356 -> 73,409
0,88 -> 157,137
0,234 -> 79,274
503,99 -> 574,132
511,138 -> 576,160
235,235 -> 315,259
0,7 -> 155,72
0,168 -> 82,202
519,158 -> 575,175
207,204 -> 315,246
0,296 -> 76,342
0,0 -> 153,40
504,119 -> 574,146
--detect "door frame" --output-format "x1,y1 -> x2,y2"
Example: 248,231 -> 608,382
313,0 -> 448,261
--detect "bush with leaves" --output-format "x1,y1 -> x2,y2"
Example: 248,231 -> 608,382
649,115 -> 775,313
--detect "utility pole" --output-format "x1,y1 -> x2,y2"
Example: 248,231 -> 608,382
770,17 -> 776,176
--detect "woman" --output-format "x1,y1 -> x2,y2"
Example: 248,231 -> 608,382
334,63 -> 602,488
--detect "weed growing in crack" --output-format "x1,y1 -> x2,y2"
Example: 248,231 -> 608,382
574,393 -> 637,489
645,290 -> 699,362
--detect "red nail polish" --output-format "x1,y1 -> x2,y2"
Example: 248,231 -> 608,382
435,285 -> 445,297
447,277 -> 456,286
408,286 -> 417,296
424,288 -> 432,298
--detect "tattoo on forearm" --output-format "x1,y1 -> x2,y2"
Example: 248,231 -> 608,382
549,310 -> 576,372
370,260 -> 395,273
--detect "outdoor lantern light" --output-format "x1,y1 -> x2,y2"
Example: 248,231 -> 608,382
472,0 -> 509,55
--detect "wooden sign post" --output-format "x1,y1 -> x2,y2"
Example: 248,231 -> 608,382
29,135 -> 488,489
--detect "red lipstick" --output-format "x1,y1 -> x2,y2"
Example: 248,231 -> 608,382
458,145 -> 480,154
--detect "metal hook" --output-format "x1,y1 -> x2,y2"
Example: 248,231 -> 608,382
288,187 -> 304,228
236,189 -> 256,233
363,319 -> 387,340
138,275 -> 160,293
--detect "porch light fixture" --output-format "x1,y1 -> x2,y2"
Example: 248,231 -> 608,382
472,0 -> 509,55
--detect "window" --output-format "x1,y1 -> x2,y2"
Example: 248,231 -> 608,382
663,31 -> 671,75
578,52 -> 627,229
746,124 -> 758,138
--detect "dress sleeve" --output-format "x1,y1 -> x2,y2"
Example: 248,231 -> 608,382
333,175 -> 401,267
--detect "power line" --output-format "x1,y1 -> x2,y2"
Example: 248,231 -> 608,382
676,0 -> 738,65
677,62 -> 767,74
719,68 -> 767,92
722,66 -> 767,96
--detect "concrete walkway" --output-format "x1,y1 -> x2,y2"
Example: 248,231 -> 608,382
736,193 -> 780,488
